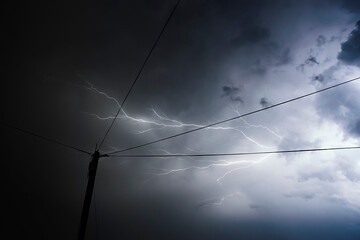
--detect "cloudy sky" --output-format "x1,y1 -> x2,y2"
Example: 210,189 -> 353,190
3,0 -> 360,239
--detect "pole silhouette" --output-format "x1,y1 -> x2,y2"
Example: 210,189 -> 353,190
78,150 -> 108,240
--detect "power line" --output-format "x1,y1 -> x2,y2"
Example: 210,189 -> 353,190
98,0 -> 181,150
107,76 -> 360,155
108,146 -> 360,158
4,123 -> 92,155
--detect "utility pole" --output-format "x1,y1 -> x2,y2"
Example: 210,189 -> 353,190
76,2 -> 180,238
78,150 -> 108,240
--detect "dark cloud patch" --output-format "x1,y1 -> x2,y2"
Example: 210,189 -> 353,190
311,74 -> 325,83
297,56 -> 320,71
259,97 -> 270,108
222,86 -> 239,96
306,56 -> 320,65
222,86 -> 243,103
311,64 -> 338,85
338,21 -> 360,66
316,35 -> 327,47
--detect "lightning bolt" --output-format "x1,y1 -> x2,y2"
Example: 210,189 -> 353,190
230,105 -> 282,139
216,155 -> 270,183
81,80 -> 279,207
151,158 -> 254,177
147,151 -> 270,181
81,80 -> 280,149
197,192 -> 242,207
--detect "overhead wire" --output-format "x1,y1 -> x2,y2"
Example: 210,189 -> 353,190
4,123 -> 92,155
98,0 -> 181,150
106,76 -> 360,155
108,146 -> 360,158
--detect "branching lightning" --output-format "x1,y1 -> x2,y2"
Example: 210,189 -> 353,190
197,192 -> 242,207
81,80 -> 279,207
216,155 -> 271,182
82,80 -> 281,149
230,105 -> 282,139
147,151 -> 270,181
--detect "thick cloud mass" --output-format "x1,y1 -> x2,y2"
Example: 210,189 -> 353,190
4,0 -> 360,239
315,21 -> 360,138
222,86 -> 243,103
338,21 -> 360,66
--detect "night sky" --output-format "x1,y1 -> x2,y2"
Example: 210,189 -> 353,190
3,0 -> 360,239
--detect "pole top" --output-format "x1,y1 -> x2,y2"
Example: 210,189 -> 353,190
92,150 -> 109,159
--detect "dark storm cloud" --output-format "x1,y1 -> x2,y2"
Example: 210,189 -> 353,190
311,74 -> 325,83
338,21 -> 360,66
222,86 -> 243,103
312,64 -> 338,84
222,86 -> 239,96
120,0 -> 297,119
306,56 -> 320,65
297,56 -> 320,71
259,97 -> 270,108
112,0 -> 281,118
314,21 -> 360,138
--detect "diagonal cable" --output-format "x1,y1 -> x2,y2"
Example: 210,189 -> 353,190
98,0 -> 181,150
4,123 -> 92,155
108,146 -> 360,158
107,76 -> 360,155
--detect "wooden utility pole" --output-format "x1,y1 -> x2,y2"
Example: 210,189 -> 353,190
78,150 -> 107,240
